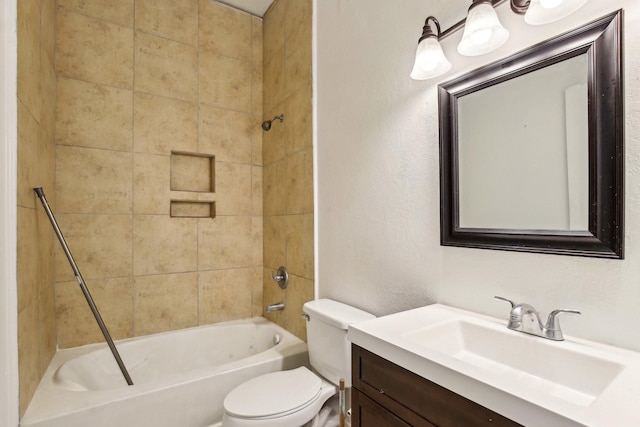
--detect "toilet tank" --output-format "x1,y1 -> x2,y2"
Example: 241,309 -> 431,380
303,299 -> 375,388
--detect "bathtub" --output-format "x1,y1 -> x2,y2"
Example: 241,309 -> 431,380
21,317 -> 309,427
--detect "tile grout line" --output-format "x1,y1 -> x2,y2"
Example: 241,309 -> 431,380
131,0 -> 137,339
196,0 -> 202,327
51,0 -> 61,353
250,14 -> 256,318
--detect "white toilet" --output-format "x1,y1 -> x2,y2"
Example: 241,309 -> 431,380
222,299 -> 375,427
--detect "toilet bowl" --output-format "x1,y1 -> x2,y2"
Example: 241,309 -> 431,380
222,367 -> 336,427
221,299 -> 375,427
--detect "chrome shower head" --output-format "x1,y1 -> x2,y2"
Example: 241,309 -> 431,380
261,114 -> 285,131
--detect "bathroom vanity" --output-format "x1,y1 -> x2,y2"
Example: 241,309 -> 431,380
348,304 -> 640,427
351,345 -> 521,426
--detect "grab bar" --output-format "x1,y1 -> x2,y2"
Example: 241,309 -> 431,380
34,187 -> 134,386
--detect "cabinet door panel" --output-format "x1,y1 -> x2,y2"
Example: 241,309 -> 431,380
353,389 -> 435,427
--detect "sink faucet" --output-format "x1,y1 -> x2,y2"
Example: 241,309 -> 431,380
494,296 -> 580,341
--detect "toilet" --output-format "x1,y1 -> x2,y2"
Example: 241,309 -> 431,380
222,299 -> 375,427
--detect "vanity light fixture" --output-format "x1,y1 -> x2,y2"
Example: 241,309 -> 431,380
410,0 -> 589,80
410,17 -> 452,80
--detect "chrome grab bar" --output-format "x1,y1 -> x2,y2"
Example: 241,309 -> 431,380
34,187 -> 134,386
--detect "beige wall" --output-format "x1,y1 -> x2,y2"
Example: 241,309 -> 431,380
262,0 -> 314,340
53,0 -> 264,348
16,0 -> 57,416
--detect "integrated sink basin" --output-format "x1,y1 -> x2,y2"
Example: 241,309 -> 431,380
403,319 -> 622,406
348,304 -> 640,427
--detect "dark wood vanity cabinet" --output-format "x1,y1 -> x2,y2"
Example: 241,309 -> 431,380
351,345 -> 524,427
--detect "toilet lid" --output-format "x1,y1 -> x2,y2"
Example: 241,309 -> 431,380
224,367 -> 322,418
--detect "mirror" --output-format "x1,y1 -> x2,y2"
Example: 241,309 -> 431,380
457,54 -> 589,231
439,10 -> 623,259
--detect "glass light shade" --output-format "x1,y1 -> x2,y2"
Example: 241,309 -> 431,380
457,2 -> 509,56
410,36 -> 452,80
524,0 -> 589,25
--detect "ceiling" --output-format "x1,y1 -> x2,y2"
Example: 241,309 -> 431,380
215,0 -> 481,24
216,0 -> 274,17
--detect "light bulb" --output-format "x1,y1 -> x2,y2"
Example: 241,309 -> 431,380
470,29 -> 492,46
540,0 -> 564,8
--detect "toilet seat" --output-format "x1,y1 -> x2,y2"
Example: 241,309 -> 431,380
222,367 -> 336,427
224,367 -> 321,419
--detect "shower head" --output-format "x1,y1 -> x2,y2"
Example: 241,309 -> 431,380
261,114 -> 285,131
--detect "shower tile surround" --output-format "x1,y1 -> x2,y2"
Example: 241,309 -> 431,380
262,0 -> 314,340
16,0 -> 313,417
16,0 -> 57,416
53,0 -> 265,348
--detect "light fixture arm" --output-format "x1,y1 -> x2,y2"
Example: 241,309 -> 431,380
510,0 -> 531,14
468,0 -> 495,12
418,16 -> 442,43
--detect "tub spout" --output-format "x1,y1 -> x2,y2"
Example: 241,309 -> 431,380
266,302 -> 285,312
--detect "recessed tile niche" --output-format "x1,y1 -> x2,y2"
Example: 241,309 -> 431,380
170,151 -> 215,192
170,151 -> 215,218
170,200 -> 216,218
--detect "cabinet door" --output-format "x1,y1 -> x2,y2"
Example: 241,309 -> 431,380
352,389 -> 436,427
352,345 -> 523,427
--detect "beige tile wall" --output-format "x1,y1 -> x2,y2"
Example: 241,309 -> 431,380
17,0 -> 57,417
262,0 -> 314,341
17,0 -> 314,416
54,1 -> 264,348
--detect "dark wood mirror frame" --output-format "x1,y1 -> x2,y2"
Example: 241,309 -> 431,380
439,10 -> 624,259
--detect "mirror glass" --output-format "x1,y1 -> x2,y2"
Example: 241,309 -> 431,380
457,54 -> 588,231
439,11 -> 623,258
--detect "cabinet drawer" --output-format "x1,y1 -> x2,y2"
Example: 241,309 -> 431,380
352,345 -> 523,427
352,389 -> 428,427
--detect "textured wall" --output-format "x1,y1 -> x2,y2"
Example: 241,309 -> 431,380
53,0 -> 264,348
316,0 -> 640,351
262,0 -> 314,340
16,0 -> 57,416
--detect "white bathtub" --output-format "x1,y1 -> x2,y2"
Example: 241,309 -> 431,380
21,317 -> 309,427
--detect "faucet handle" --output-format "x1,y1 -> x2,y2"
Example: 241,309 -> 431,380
494,296 -> 516,309
270,266 -> 289,289
545,309 -> 581,330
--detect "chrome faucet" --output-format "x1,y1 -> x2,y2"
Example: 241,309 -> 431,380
494,296 -> 580,341
266,302 -> 285,313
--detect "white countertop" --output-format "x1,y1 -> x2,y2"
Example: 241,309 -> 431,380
348,304 -> 640,427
